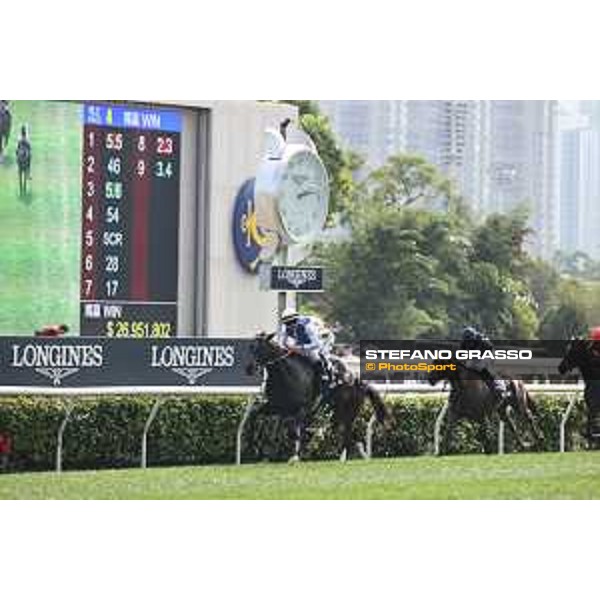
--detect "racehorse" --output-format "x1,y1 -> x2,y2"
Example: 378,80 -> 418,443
428,360 -> 543,454
558,338 -> 600,449
0,102 -> 12,161
245,332 -> 389,463
16,127 -> 32,197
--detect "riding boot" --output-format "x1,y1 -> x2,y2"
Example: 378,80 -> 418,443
315,361 -> 333,409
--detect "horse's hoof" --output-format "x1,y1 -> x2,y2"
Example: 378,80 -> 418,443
288,455 -> 300,465
339,449 -> 348,463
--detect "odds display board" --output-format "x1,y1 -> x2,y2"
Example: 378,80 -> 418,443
0,101 -> 183,338
80,104 -> 181,337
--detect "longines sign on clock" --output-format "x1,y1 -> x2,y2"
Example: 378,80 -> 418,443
263,266 -> 324,292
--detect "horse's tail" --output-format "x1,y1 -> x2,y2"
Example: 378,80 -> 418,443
362,382 -> 390,424
524,387 -> 540,418
510,379 -> 539,417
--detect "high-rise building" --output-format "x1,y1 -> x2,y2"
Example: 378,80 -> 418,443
560,122 -> 600,259
560,128 -> 584,254
320,100 -> 491,206
484,101 -> 560,259
319,101 -> 404,169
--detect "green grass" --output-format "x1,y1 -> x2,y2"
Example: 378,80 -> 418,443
1,452 -> 599,499
0,101 -> 82,335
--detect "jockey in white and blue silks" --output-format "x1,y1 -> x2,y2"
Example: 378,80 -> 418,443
278,308 -> 334,401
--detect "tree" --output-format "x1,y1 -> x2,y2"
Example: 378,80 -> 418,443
313,194 -> 543,342
538,280 -> 588,339
471,211 -> 531,275
523,258 -> 560,316
553,249 -> 600,280
362,154 -> 460,209
315,203 -> 474,341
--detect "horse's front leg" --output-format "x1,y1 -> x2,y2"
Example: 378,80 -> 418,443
476,418 -> 494,454
525,408 -> 544,450
333,399 -> 352,462
440,408 -> 457,456
339,420 -> 353,462
499,406 -> 525,451
286,417 -> 303,464
519,389 -> 545,450
246,402 -> 269,460
245,404 -> 260,459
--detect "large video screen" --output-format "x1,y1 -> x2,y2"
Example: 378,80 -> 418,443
0,101 -> 181,337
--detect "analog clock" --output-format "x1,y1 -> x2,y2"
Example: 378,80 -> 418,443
278,149 -> 329,244
255,133 -> 330,246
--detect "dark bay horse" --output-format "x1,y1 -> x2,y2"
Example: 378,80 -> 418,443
428,360 -> 543,454
245,333 -> 389,463
558,338 -> 600,449
0,102 -> 12,161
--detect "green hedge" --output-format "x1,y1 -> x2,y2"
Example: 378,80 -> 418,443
0,392 -> 589,473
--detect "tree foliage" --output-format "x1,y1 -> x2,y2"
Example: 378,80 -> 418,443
364,154 -> 458,209
553,250 -> 600,280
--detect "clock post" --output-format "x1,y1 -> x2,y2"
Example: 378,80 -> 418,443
253,122 -> 330,326
277,246 -> 289,322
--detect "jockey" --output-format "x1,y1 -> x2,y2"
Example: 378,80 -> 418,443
589,326 -> 600,347
16,125 -> 31,169
278,308 -> 334,400
460,326 -> 509,409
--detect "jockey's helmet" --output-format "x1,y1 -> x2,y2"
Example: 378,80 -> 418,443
589,327 -> 600,341
281,308 -> 299,323
462,326 -> 478,341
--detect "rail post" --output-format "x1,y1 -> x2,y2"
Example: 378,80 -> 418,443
434,400 -> 449,456
141,398 -> 164,469
56,400 -> 75,473
365,414 -> 377,459
560,394 -> 579,453
498,420 -> 505,455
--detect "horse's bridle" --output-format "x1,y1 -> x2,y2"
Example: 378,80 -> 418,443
255,344 -> 294,369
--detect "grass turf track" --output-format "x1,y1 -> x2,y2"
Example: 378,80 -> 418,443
1,451 -> 599,499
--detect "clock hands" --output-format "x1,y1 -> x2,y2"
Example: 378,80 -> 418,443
292,174 -> 308,185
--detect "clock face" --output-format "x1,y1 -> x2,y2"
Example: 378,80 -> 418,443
278,150 -> 329,243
